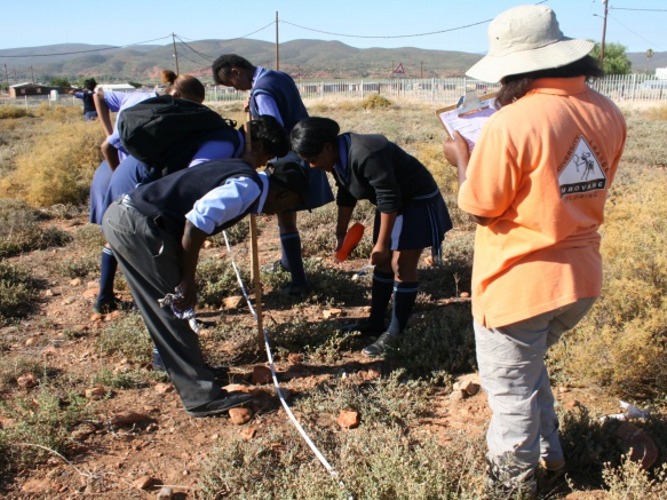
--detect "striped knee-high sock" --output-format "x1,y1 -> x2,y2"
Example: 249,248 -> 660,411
97,247 -> 117,304
368,269 -> 395,328
387,281 -> 419,335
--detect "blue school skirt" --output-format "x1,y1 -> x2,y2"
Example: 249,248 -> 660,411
372,190 -> 452,260
102,156 -> 152,215
89,160 -> 112,225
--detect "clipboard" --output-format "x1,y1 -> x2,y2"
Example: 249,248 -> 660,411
436,91 -> 498,152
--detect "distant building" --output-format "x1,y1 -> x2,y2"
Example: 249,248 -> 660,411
655,67 -> 667,80
9,82 -> 66,98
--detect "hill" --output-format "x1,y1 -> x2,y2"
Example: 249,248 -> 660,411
0,39 -> 482,83
2,40 -> 665,85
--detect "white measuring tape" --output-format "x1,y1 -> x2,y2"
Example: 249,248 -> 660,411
221,231 -> 353,499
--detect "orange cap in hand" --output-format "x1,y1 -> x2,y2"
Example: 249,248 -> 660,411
335,222 -> 364,263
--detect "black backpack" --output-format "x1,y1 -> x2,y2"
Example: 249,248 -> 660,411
118,94 -> 240,178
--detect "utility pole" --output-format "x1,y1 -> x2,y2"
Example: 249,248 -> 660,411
275,12 -> 280,70
3,64 -> 9,93
172,33 -> 180,74
30,65 -> 34,84
600,0 -> 609,68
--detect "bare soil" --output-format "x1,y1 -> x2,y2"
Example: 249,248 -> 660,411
0,213 -> 630,498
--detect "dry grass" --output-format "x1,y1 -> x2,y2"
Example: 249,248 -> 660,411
1,99 -> 667,498
0,107 -> 104,207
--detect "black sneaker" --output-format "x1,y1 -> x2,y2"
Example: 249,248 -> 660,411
340,320 -> 386,337
93,298 -> 118,314
186,392 -> 254,418
362,332 -> 396,357
279,282 -> 311,297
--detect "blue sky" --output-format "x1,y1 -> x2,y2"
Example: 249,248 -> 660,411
1,0 -> 665,54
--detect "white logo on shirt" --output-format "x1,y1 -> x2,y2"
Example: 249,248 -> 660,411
558,136 -> 607,198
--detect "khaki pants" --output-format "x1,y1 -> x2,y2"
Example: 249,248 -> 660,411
474,297 -> 596,483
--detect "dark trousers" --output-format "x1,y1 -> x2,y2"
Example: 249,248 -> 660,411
102,201 -> 220,409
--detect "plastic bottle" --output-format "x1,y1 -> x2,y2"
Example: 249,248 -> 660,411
335,222 -> 364,263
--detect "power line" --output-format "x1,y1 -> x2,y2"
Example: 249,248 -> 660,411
174,50 -> 208,70
174,35 -> 215,63
608,13 -> 665,51
280,19 -> 492,39
178,21 -> 275,44
0,36 -> 172,58
611,8 -> 667,12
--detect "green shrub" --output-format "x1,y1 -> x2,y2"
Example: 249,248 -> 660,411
0,199 -> 72,258
0,387 -> 90,469
95,312 -> 152,365
603,459 -> 667,499
0,261 -> 38,324
199,370 -> 487,499
197,256 -> 249,307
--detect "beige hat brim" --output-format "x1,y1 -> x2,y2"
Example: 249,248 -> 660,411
466,38 -> 595,83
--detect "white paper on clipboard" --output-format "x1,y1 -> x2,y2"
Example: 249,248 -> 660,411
436,93 -> 497,152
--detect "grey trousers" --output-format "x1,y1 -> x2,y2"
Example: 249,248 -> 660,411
102,201 -> 221,410
474,297 -> 596,480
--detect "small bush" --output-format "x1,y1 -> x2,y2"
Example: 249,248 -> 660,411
0,107 -> 31,120
0,199 -> 72,258
551,167 -> 667,397
361,94 -> 393,110
385,304 -> 476,378
603,458 -> 667,499
0,261 -> 38,324
0,387 -> 90,469
199,373 -> 487,499
0,119 -> 104,206
206,219 -> 250,248
197,257 -> 249,307
95,312 -> 152,366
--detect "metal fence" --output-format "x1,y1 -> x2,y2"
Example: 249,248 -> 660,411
2,74 -> 667,109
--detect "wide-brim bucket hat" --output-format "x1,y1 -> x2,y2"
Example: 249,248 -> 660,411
466,5 -> 595,83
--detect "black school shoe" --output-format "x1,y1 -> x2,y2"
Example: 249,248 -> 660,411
279,282 -> 311,297
93,298 -> 118,314
152,352 -> 229,381
340,320 -> 386,337
186,392 -> 254,418
362,332 -> 397,357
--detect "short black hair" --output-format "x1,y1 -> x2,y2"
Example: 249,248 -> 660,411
290,117 -> 340,158
211,54 -> 254,84
247,115 -> 290,158
266,160 -> 310,209
83,78 -> 97,91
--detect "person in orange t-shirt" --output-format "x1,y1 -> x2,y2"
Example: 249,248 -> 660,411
443,5 -> 626,498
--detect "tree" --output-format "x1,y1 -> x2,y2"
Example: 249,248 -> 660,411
646,49 -> 655,74
48,76 -> 72,88
589,41 -> 632,75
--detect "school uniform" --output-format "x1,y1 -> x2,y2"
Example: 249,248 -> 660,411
250,67 -> 334,210
88,91 -> 157,226
333,133 -> 452,354
73,90 -> 97,120
102,159 -> 266,410
335,133 -> 452,256
102,128 -> 245,215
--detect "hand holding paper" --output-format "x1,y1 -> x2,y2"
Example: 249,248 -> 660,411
436,92 -> 497,152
